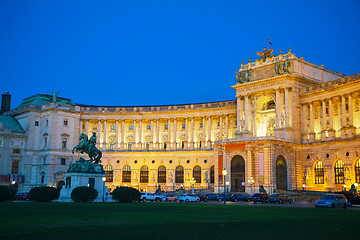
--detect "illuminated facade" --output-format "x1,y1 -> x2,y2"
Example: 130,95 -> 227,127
3,49 -> 360,194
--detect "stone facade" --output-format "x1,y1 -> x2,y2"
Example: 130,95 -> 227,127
3,49 -> 360,194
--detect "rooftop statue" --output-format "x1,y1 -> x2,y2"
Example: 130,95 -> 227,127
72,132 -> 102,164
234,69 -> 251,84
255,47 -> 275,62
51,91 -> 60,103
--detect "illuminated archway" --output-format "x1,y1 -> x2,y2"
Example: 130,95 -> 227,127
276,155 -> 287,190
231,155 -> 245,192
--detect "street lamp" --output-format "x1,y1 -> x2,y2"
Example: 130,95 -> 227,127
302,183 -> 305,191
222,169 -> 227,205
190,178 -> 196,194
248,177 -> 254,195
343,184 -> 346,191
102,176 -> 106,203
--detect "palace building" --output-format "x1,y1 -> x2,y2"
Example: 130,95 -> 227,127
1,48 -> 360,194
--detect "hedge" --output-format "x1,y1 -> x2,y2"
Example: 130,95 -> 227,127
71,186 -> 98,203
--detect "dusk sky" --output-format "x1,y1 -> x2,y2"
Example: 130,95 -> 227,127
1,0 -> 359,109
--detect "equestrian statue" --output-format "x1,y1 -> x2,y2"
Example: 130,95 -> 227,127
72,132 -> 102,164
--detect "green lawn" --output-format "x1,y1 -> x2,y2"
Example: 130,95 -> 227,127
0,202 -> 358,240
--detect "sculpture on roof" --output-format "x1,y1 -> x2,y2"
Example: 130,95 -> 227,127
51,91 -> 60,103
72,132 -> 102,164
256,47 -> 275,62
283,58 -> 291,73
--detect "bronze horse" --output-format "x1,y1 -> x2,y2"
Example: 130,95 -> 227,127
72,133 -> 102,164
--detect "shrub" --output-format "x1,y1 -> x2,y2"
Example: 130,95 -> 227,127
112,186 -> 140,203
71,186 -> 98,203
0,185 -> 16,202
29,186 -> 60,202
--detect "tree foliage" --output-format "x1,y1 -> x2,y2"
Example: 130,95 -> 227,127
29,186 -> 60,202
71,186 -> 98,203
112,186 -> 140,203
0,185 -> 16,202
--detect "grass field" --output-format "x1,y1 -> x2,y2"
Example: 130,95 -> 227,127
0,202 -> 358,240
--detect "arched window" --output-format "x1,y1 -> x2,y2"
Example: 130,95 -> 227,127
314,161 -> 324,184
105,165 -> 113,182
334,160 -> 344,184
122,165 -> 131,183
193,165 -> 201,183
210,165 -> 214,183
158,166 -> 166,183
140,165 -> 149,183
175,165 -> 184,183
355,159 -> 360,184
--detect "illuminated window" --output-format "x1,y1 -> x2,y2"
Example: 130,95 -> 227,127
165,124 -> 168,130
110,142 -> 115,150
129,125 -> 134,130
182,124 -> 185,129
193,165 -> 201,183
314,161 -> 324,184
128,142 -> 132,150
355,159 -> 360,184
140,165 -> 149,183
334,160 -> 344,184
147,125 -> 151,130
158,165 -> 166,183
175,165 -> 184,183
210,165 -> 215,183
13,149 -> 20,154
105,165 -> 113,182
111,125 -> 116,130
122,165 -> 131,183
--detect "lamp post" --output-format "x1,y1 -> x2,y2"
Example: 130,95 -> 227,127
102,176 -> 106,203
190,178 -> 196,194
302,183 -> 305,191
248,177 -> 254,195
343,184 -> 347,191
222,169 -> 227,205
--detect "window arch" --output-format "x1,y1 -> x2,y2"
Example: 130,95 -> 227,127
355,159 -> 360,184
193,165 -> 201,183
105,165 -> 113,182
334,160 -> 344,184
175,165 -> 184,183
314,161 -> 324,184
158,165 -> 166,183
210,165 -> 214,183
140,165 -> 149,183
122,165 -> 131,183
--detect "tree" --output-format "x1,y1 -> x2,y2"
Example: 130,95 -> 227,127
112,186 -> 140,203
71,186 -> 98,203
29,186 -> 60,202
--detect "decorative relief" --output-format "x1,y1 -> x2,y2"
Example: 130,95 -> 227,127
355,99 -> 359,111
314,110 -> 319,119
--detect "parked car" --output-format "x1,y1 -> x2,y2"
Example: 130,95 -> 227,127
315,194 -> 347,209
204,193 -> 218,201
161,194 -> 178,202
230,193 -> 252,202
252,193 -> 270,203
140,192 -> 164,202
14,192 -> 30,201
179,194 -> 200,202
216,194 -> 232,202
195,194 -> 208,202
335,191 -> 360,206
268,194 -> 294,204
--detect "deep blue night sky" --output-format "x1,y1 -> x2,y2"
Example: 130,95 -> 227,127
1,0 -> 359,108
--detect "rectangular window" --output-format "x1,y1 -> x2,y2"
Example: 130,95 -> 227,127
35,121 -> 39,126
13,149 -> 20,154
63,120 -> 68,126
110,142 -> 115,150
182,124 -> 186,129
200,123 -> 203,128
62,139 -> 67,149
111,125 -> 116,130
11,160 -> 19,174
147,125 -> 151,130
129,125 -> 134,130
61,158 -> 66,165
165,124 -> 168,130
89,178 -> 95,188
128,142 -> 132,150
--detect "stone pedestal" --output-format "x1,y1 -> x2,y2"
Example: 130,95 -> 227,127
57,158 -> 109,202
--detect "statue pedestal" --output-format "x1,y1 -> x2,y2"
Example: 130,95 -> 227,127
57,158 -> 110,202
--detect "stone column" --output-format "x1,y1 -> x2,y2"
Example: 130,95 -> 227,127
207,116 -> 212,148
150,119 -> 154,149
115,120 -> 119,149
341,95 -> 347,138
225,115 -> 229,139
103,120 -> 107,149
173,118 -> 177,149
85,119 -> 89,136
190,117 -> 194,148
348,94 -> 356,136
219,115 -> 223,141
284,88 -> 290,128
97,119 -> 101,148
301,103 -> 307,142
120,120 -> 125,150
309,102 -> 315,141
202,116 -> 205,148
236,96 -> 241,133
244,95 -> 250,133
139,119 -> 142,149
133,119 -> 137,149
156,118 -> 160,149
168,118 -> 171,149
275,89 -> 281,128
321,100 -> 327,141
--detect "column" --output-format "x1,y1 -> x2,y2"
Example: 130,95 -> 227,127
207,116 -> 212,147
236,96 -> 241,133
301,103 -> 307,141
115,120 -> 119,149
225,115 -> 229,139
120,119 -> 125,150
97,119 -> 101,147
156,118 -> 160,149
219,115 -> 223,141
133,119 -> 137,149
85,119 -> 89,136
309,102 -> 315,141
173,118 -> 177,149
103,120 -> 107,149
184,117 -> 188,149
202,116 -> 205,148
341,95 -> 347,128
190,117 -> 194,148
328,98 -> 335,139
321,100 -> 327,140
244,95 -> 250,133
150,119 -> 154,149
139,119 -> 142,149
348,94 -> 356,136
275,89 -> 281,128
284,88 -> 290,128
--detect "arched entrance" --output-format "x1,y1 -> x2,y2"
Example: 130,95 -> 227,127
231,155 -> 245,192
276,155 -> 287,190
